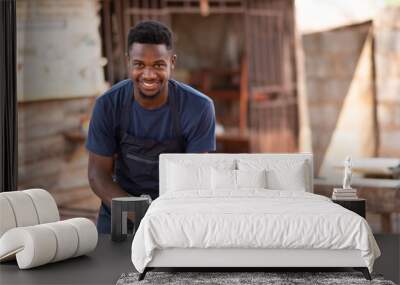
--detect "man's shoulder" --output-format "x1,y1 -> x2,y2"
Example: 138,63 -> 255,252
170,80 -> 213,110
96,79 -> 132,108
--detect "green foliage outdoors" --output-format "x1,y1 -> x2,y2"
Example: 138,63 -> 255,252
385,0 -> 400,6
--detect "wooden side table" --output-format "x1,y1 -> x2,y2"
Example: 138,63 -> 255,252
332,198 -> 366,218
111,197 -> 150,242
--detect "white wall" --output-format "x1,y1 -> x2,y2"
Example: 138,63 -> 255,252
16,0 -> 107,101
295,0 -> 382,34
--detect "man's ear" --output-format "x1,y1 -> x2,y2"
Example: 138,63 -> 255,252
125,47 -> 131,66
171,54 -> 177,69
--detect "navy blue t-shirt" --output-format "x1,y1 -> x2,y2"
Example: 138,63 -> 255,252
86,79 -> 216,156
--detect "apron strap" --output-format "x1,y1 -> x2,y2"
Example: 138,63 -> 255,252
169,83 -> 185,151
169,90 -> 181,138
120,84 -> 134,136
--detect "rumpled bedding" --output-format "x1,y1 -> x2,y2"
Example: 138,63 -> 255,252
131,190 -> 380,273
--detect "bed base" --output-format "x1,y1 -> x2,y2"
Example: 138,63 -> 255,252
354,267 -> 372,280
138,267 -> 371,281
138,268 -> 150,281
138,248 -> 372,281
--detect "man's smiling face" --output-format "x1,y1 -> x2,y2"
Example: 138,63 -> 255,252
128,43 -> 176,100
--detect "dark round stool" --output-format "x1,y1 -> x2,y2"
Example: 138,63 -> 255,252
111,197 -> 150,242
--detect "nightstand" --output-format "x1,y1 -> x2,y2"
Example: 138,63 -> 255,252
332,198 -> 366,218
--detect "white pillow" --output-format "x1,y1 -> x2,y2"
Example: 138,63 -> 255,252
211,168 -> 237,190
211,169 -> 268,191
166,159 -> 235,192
166,158 -> 235,170
237,159 -> 307,191
236,169 -> 267,189
267,168 -> 306,191
167,162 -> 212,191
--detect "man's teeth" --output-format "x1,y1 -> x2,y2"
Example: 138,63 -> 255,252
143,82 -> 156,87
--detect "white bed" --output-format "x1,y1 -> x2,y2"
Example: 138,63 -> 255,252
131,153 -> 380,280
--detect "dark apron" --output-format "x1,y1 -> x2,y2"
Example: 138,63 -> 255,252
97,88 -> 185,233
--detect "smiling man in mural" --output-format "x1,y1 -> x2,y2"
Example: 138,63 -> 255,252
86,21 -> 216,233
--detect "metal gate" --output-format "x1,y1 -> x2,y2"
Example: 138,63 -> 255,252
245,0 -> 298,152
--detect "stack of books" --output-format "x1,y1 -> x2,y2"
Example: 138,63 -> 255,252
332,188 -> 358,200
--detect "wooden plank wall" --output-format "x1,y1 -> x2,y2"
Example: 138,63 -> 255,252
17,97 -> 96,208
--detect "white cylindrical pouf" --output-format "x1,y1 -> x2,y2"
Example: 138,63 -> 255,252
0,196 -> 17,238
24,189 -> 59,223
64,218 -> 98,257
0,226 -> 57,269
42,221 -> 79,262
0,192 -> 39,227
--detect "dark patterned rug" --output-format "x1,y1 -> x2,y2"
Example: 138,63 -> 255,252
116,271 -> 396,285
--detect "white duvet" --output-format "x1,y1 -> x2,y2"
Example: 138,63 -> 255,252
131,190 -> 380,273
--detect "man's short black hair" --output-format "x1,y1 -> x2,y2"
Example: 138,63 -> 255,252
127,21 -> 173,53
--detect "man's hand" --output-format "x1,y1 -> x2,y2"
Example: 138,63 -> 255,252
88,151 -> 130,208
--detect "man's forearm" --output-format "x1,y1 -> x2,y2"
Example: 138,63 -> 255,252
89,175 -> 129,209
